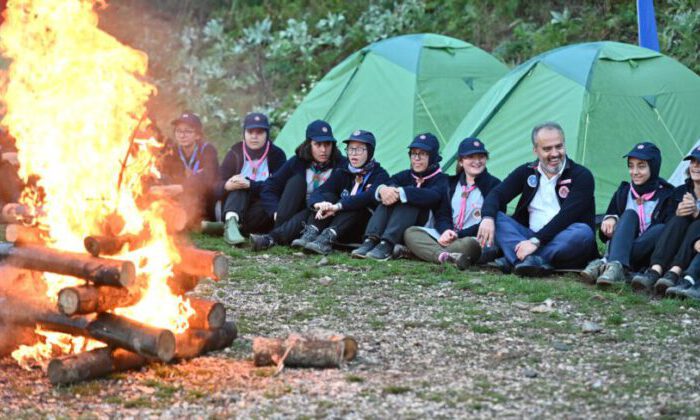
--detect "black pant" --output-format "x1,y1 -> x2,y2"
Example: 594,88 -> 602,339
364,203 -> 428,245
310,209 -> 371,243
267,174 -> 310,245
606,209 -> 664,270
223,189 -> 251,219
648,215 -> 699,270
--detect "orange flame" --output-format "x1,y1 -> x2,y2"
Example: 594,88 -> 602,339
1,0 -> 194,368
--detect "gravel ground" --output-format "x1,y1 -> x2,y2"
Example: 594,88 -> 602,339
2,245 -> 700,418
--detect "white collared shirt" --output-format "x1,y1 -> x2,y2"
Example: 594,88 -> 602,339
528,161 -> 566,232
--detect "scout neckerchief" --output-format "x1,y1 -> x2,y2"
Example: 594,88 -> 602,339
242,140 -> 270,181
178,142 -> 204,177
411,167 -> 442,188
454,175 -> 477,230
348,160 -> 377,196
630,184 -> 656,233
310,160 -> 333,190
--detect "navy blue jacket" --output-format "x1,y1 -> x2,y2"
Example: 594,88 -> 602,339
481,158 -> 596,246
259,156 -> 346,216
215,141 -> 287,200
382,168 -> 449,210
307,162 -> 390,212
157,140 -> 219,198
435,170 -> 502,237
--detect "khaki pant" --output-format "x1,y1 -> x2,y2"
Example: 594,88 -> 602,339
404,226 -> 477,264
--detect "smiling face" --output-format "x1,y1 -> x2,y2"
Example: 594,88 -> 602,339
628,157 -> 651,186
533,127 -> 565,175
311,140 -> 333,164
174,122 -> 201,149
409,148 -> 430,173
244,128 -> 267,150
689,158 -> 700,183
345,141 -> 368,168
460,153 -> 487,178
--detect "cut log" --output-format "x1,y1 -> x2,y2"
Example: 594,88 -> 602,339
252,335 -> 358,368
57,285 -> 141,316
167,273 -> 201,295
175,246 -> 228,281
187,297 -> 226,330
83,234 -> 143,258
0,242 -> 136,287
86,313 -> 175,362
4,224 -> 47,245
175,321 -> 237,359
157,201 -> 188,233
0,300 -> 91,337
47,347 -> 146,385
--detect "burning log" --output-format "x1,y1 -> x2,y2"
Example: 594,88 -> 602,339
175,246 -> 228,281
0,242 -> 136,288
167,273 -> 201,295
4,224 -> 47,245
187,297 -> 226,330
47,347 -> 146,385
86,313 -> 175,362
252,335 -> 358,368
0,300 -> 91,337
57,285 -> 141,316
175,321 -> 237,359
83,234 -> 143,257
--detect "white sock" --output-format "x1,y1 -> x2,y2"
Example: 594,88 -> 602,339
225,212 -> 239,222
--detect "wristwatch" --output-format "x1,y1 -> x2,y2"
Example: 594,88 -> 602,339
528,237 -> 541,247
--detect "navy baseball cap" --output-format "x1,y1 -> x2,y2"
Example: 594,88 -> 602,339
243,112 -> 270,130
171,112 -> 202,130
683,144 -> 700,161
624,142 -> 660,161
343,130 -> 376,148
306,120 -> 336,142
458,137 -> 488,157
408,133 -> 439,153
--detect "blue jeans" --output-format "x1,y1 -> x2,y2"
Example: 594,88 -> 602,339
605,209 -> 665,270
495,212 -> 594,268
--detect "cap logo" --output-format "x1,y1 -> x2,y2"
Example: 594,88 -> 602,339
637,144 -> 644,149
420,135 -> 426,140
353,130 -> 361,136
474,141 -> 480,147
321,126 -> 328,133
254,116 -> 261,121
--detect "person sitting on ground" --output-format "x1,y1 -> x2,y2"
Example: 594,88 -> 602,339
351,133 -> 448,261
217,112 -> 286,245
477,122 -> 597,277
403,137 -> 502,270
581,142 -> 676,286
249,120 -> 345,251
295,130 -> 390,255
665,241 -> 700,300
0,128 -> 25,224
629,146 -> 700,295
152,112 -> 219,228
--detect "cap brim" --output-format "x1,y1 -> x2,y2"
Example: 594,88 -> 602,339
683,155 -> 700,161
623,151 -> 651,160
459,150 -> 489,157
244,124 -> 269,130
408,143 -> 432,151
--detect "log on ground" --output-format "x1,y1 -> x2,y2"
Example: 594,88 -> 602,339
175,246 -> 228,281
252,335 -> 358,368
174,321 -> 237,359
47,347 -> 146,385
86,313 -> 175,362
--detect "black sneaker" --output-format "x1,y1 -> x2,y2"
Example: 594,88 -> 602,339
666,276 -> 695,298
290,224 -> 319,248
250,234 -> 274,252
489,257 -> 513,274
304,228 -> 336,255
654,271 -> 679,296
351,237 -> 378,259
683,283 -> 700,300
443,253 -> 471,271
631,268 -> 661,292
366,240 -> 393,261
392,243 -> 412,260
514,255 -> 553,278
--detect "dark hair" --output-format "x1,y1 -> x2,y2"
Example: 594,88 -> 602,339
531,121 -> 565,146
295,139 -> 342,165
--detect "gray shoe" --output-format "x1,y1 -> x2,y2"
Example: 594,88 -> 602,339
291,224 -> 319,248
631,268 -> 661,292
596,261 -> 625,286
392,243 -> 412,260
223,218 -> 245,245
654,271 -> 679,296
444,252 -> 471,271
304,228 -> 336,255
580,259 -> 605,284
666,276 -> 695,298
455,237 -> 482,265
682,283 -> 700,300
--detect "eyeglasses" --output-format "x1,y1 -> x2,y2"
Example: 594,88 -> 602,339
175,128 -> 196,136
409,151 -> 429,160
345,147 -> 367,156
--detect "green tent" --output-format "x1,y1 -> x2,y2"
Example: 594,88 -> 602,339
443,41 -> 700,213
275,33 -> 509,174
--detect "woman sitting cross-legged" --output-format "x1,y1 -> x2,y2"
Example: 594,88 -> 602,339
403,137 -> 502,270
249,120 -> 345,251
351,133 -> 448,261
581,142 -> 677,286
630,147 -> 700,295
292,130 -> 390,255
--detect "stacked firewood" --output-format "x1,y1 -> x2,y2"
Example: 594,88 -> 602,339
0,225 -> 234,385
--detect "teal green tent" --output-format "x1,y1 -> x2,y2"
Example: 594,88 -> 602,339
275,33 -> 509,174
443,41 -> 700,213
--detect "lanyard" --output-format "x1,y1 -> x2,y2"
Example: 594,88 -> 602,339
178,143 -> 201,175
411,168 -> 442,188
242,141 -> 270,181
630,185 -> 656,233
454,183 -> 477,230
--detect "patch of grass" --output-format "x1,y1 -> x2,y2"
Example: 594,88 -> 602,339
253,367 -> 276,377
606,313 -> 625,326
471,324 -> 497,334
382,385 -> 411,395
263,384 -> 292,399
185,389 -> 206,402
104,395 -> 124,404
63,381 -> 102,396
123,396 -> 152,408
345,374 -> 365,383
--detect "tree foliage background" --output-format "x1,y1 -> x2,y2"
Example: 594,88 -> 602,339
120,0 -> 699,149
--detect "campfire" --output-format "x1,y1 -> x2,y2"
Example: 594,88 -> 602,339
0,0 -> 235,385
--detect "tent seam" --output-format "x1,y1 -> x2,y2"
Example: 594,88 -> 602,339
416,91 -> 447,146
325,51 -> 366,120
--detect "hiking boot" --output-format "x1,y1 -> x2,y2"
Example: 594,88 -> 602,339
223,217 -> 245,245
596,261 -> 625,286
477,246 -> 500,265
439,252 -> 471,271
514,255 -> 554,277
290,224 -> 319,249
682,283 -> 700,300
304,228 -> 336,255
631,268 -> 661,292
392,243 -> 412,260
351,237 -> 379,259
489,257 -> 513,274
654,271 -> 679,296
366,240 -> 393,261
666,275 -> 696,298
249,234 -> 274,252
455,237 -> 482,266
580,259 -> 605,285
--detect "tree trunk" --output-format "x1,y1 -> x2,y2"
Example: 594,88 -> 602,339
252,335 -> 358,368
86,313 -> 175,362
175,321 -> 237,359
187,297 -> 226,330
47,347 -> 146,385
175,246 -> 228,281
0,242 -> 136,287
57,285 -> 141,316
